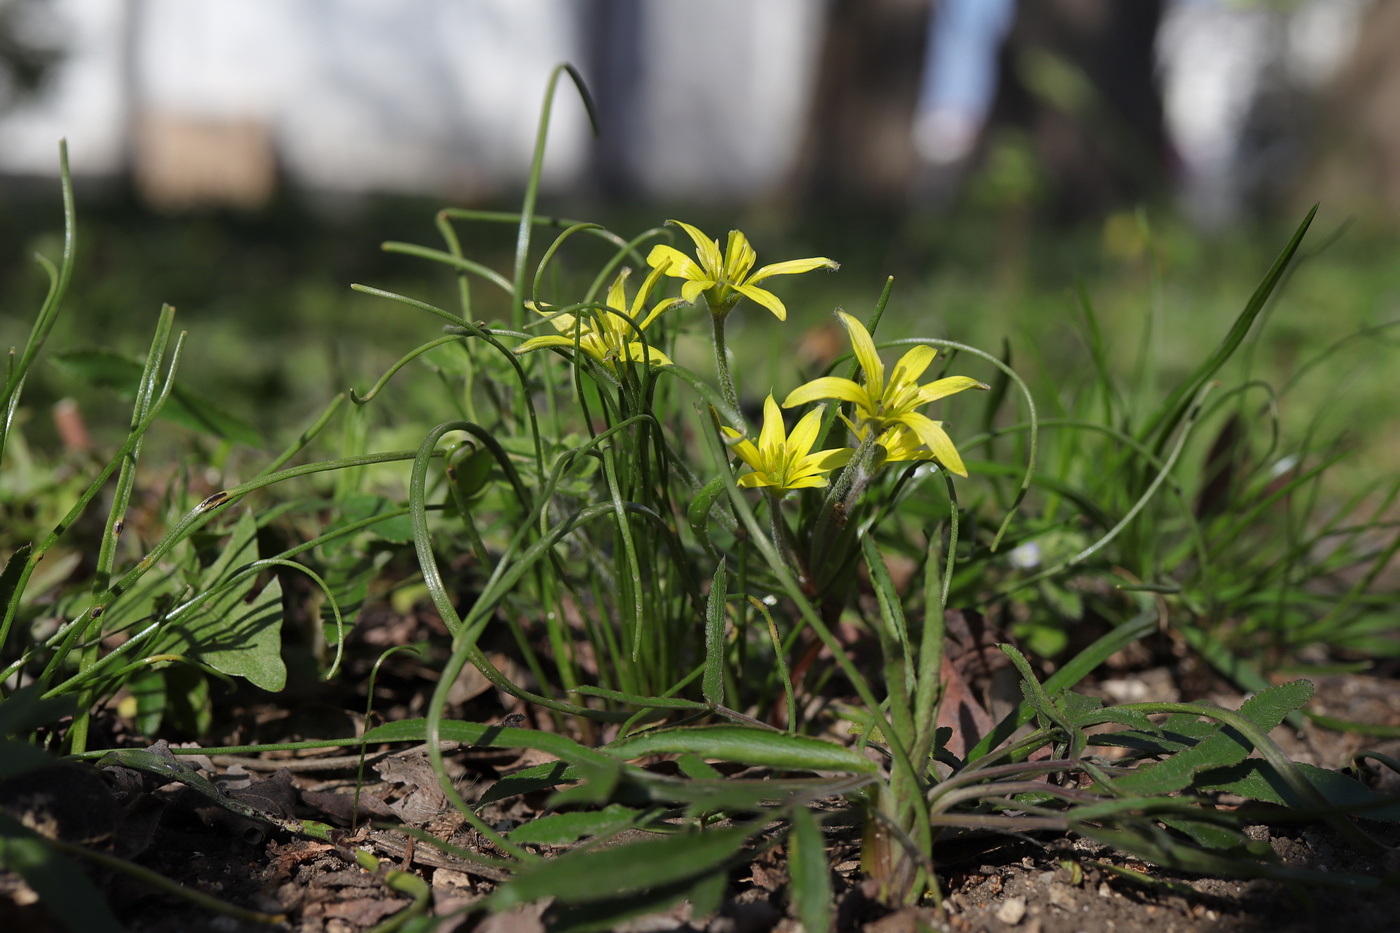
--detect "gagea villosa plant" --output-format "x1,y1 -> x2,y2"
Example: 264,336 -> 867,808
7,63 -> 1398,933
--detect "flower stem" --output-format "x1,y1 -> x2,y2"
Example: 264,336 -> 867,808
809,430 -> 882,575
710,309 -> 743,424
766,490 -> 808,588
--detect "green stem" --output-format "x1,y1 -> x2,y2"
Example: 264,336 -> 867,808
710,309 -> 743,423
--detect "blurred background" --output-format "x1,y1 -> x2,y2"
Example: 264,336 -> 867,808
2,0 -> 1399,474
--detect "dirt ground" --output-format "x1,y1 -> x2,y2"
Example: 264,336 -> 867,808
4,643 -> 1400,932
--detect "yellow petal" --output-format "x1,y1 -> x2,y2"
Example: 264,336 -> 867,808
808,447 -> 854,471
901,412 -> 968,477
619,342 -> 673,367
647,244 -> 713,287
837,312 -> 885,394
746,257 -> 839,284
757,393 -> 785,453
633,260 -> 672,316
781,475 -> 829,490
915,375 -> 989,405
723,230 -> 757,282
721,429 -> 764,473
669,220 -> 723,276
681,280 -> 709,304
514,334 -> 573,354
737,471 -> 775,489
786,406 -> 827,457
782,376 -> 868,409
638,297 -> 684,331
605,269 -> 631,312
733,283 -> 788,320
889,345 -> 937,387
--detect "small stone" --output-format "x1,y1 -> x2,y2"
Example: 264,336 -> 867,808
995,897 -> 1027,925
1098,882 -> 1113,898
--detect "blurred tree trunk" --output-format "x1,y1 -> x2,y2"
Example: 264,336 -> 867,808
791,0 -> 931,216
988,0 -> 1168,220
1301,0 -> 1400,226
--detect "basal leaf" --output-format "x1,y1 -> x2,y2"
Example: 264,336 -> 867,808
489,823 -> 754,909
507,804 -> 641,845
545,871 -> 727,933
788,806 -> 832,933
1196,759 -> 1400,822
1234,679 -> 1313,732
703,558 -> 727,707
604,724 -> 878,774
1114,686 -> 1312,796
479,760 -> 580,806
156,510 -> 286,691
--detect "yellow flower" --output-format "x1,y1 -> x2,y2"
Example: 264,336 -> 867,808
781,312 -> 986,476
646,220 -> 837,321
515,264 -> 680,371
721,394 -> 853,492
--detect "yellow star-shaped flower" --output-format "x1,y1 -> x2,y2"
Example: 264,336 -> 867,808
514,264 -> 680,371
781,312 -> 986,476
721,394 -> 853,493
646,220 -> 837,321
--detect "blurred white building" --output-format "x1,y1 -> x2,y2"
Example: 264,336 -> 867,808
0,0 -> 823,208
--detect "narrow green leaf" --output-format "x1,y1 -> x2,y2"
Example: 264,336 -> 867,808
788,807 -> 832,933
1140,204 -> 1315,449
604,725 -> 878,774
508,804 -> 641,845
478,760 -> 580,806
490,823 -> 753,909
703,559 -> 727,707
363,718 -> 625,774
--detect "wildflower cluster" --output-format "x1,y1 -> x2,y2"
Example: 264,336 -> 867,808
516,219 -> 986,520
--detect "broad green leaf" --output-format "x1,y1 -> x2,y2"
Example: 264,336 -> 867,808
788,807 -> 832,933
604,725 -> 878,774
545,870 -> 727,933
1234,679 -> 1313,732
1115,683 -> 1313,795
489,823 -> 754,909
1159,816 -> 1261,852
676,753 -> 723,780
1196,759 -> 1400,822
479,760 -> 580,806
50,347 -> 261,445
0,814 -> 123,933
508,804 -> 641,845
154,510 -> 286,691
